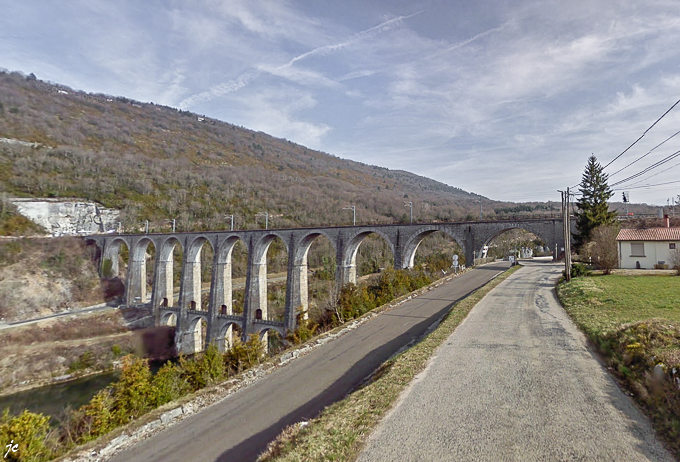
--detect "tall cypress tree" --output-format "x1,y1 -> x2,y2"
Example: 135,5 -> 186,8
574,155 -> 618,249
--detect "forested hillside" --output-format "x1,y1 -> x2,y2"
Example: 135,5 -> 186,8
0,71 -> 556,232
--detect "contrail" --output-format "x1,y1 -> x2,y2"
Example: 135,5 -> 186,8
178,71 -> 258,109
179,12 -> 423,109
287,11 -> 424,67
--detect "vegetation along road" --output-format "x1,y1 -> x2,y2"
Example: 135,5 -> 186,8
357,261 -> 673,461
107,263 -> 511,462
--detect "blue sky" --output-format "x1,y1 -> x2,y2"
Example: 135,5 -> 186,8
2,0 -> 680,205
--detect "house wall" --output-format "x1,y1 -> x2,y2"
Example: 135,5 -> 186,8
618,240 -> 678,269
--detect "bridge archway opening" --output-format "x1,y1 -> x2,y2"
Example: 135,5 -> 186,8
260,328 -> 286,356
350,232 -> 394,280
186,316 -> 207,354
262,235 -> 288,322
161,311 -> 177,327
409,231 -> 464,274
131,238 -> 156,304
230,239 -> 248,315
220,322 -> 242,352
158,238 -> 183,308
485,228 -> 547,260
144,241 -> 156,301
102,239 -> 129,302
184,237 -> 213,311
298,233 -> 336,323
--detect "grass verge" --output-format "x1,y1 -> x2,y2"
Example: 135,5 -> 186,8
258,264 -> 520,462
556,274 -> 680,457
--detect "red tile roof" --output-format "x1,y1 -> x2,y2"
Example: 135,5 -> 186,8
616,227 -> 680,241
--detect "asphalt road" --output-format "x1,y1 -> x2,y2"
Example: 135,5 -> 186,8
107,262 -> 510,462
358,261 -> 674,462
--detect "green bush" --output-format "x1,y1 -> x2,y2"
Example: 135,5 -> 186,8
67,351 -> 96,372
111,355 -> 154,423
151,361 -> 190,407
333,268 -> 433,326
224,335 -> 264,375
180,344 -> 225,391
0,409 -> 53,462
570,263 -> 592,278
101,258 -> 114,278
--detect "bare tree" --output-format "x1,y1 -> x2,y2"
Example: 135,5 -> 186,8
589,224 -> 620,274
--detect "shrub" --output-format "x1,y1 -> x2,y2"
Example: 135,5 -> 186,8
152,361 -> 190,407
68,351 -> 96,372
111,344 -> 123,357
0,409 -> 53,462
111,355 -> 154,423
180,344 -> 225,391
224,335 -> 264,375
570,263 -> 591,278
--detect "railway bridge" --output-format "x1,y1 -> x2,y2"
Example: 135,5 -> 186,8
87,218 -> 573,354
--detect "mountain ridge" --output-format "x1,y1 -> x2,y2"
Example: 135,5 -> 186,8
0,70 -> 555,233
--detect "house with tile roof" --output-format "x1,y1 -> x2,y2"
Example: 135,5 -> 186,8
616,216 -> 680,269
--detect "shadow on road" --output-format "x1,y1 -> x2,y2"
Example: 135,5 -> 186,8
215,287 -> 478,462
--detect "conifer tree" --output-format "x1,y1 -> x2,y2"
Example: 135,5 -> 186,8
574,155 -> 617,249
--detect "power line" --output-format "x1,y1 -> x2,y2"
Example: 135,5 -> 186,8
608,128 -> 680,178
612,178 -> 680,191
610,148 -> 680,187
602,97 -> 680,171
624,158 -> 680,187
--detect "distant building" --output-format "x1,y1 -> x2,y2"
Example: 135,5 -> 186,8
616,215 -> 680,269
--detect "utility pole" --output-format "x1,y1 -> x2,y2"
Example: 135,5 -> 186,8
558,190 -> 571,281
479,197 -> 482,220
566,186 -> 572,281
256,212 -> 269,229
343,205 -> 356,226
225,214 -> 234,231
404,201 -> 413,223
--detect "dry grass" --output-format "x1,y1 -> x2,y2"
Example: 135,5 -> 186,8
258,265 -> 520,462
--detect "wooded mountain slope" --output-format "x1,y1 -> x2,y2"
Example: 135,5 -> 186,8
0,71 -> 555,232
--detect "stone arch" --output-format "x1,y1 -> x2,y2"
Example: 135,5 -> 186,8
181,236 -> 215,311
480,223 -> 552,248
401,228 -> 464,269
480,225 -> 550,260
154,236 -> 183,309
252,232 -> 291,265
289,231 -> 337,324
185,314 -> 208,354
257,326 -> 286,355
128,237 -> 156,304
212,236 -> 244,317
161,311 -> 177,326
250,233 -> 290,323
340,229 -> 395,285
102,237 -> 130,279
294,231 -> 337,266
218,321 -> 242,351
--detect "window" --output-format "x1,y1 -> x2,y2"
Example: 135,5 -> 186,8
670,243 -> 677,250
630,242 -> 645,257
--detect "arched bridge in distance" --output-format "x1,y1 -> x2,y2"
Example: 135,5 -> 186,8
86,218 -> 575,355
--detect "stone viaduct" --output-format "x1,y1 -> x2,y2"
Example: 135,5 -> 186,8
86,218 -> 573,354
